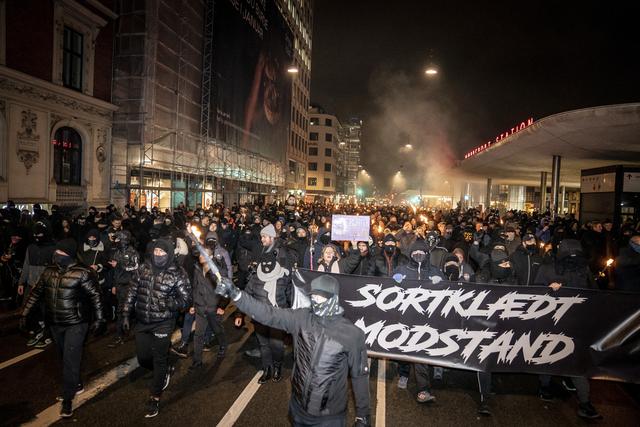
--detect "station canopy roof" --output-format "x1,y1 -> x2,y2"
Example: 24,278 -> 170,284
456,103 -> 640,188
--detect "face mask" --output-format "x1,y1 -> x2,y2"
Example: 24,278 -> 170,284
87,238 -> 98,248
77,219 -> 86,226
411,252 -> 427,264
164,219 -> 171,225
311,294 -> 342,317
53,253 -> 73,267
297,235 -> 307,241
152,253 -> 169,268
384,245 -> 396,255
320,234 -> 331,245
445,265 -> 460,280
525,244 -> 537,255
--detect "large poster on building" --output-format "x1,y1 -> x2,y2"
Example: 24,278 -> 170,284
212,0 -> 293,163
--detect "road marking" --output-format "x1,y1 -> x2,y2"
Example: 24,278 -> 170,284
0,348 -> 43,371
376,359 -> 386,427
216,370 -> 264,427
23,356 -> 140,427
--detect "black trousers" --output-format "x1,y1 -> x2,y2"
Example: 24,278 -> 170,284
50,323 -> 89,401
135,319 -> 175,397
193,310 -> 227,364
254,321 -> 284,369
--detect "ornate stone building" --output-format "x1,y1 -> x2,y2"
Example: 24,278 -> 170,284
0,0 -> 117,207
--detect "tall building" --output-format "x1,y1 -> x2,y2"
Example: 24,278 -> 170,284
306,106 -> 339,200
111,0 -> 298,209
278,0 -> 313,197
0,0 -> 117,207
342,118 -> 363,196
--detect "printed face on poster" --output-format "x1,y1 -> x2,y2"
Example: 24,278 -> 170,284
331,215 -> 370,242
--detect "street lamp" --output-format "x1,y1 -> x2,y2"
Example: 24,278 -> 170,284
287,66 -> 299,74
404,144 -> 413,150
424,67 -> 438,76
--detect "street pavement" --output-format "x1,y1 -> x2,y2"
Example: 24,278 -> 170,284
1,309 -> 639,427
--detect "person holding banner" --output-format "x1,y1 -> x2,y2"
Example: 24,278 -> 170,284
392,239 -> 445,402
534,239 -> 602,420
215,274 -> 371,427
316,242 -> 362,274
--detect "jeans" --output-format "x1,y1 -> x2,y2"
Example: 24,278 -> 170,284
193,311 -> 227,364
398,362 -> 410,378
181,311 -> 213,345
135,319 -> 175,397
477,371 -> 492,401
50,323 -> 89,401
115,285 -> 128,338
254,321 -> 284,369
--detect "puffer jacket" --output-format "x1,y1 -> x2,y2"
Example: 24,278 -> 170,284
122,239 -> 191,323
234,293 -> 369,420
22,263 -> 103,326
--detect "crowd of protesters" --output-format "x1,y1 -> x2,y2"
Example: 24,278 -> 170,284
1,196 -> 639,422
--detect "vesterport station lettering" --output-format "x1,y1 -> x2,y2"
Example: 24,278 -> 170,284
464,117 -> 535,159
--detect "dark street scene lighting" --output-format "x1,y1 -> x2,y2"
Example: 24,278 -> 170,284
0,0 -> 639,426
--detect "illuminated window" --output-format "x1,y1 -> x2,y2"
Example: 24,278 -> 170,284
53,127 -> 82,185
307,177 -> 317,186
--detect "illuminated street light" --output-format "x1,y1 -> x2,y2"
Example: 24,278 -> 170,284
405,144 -> 413,150
425,67 -> 438,76
287,66 -> 299,74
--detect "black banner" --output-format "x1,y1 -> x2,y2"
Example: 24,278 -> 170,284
213,0 -> 293,162
293,270 -> 640,383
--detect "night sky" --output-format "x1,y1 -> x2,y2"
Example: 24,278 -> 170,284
310,1 -> 640,192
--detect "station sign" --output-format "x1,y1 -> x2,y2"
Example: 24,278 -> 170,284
464,117 -> 534,159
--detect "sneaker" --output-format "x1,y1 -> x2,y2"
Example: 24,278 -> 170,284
538,387 -> 554,402
162,366 -> 174,391
562,378 -> 577,392
272,365 -> 283,383
397,376 -> 409,389
577,402 -> 602,420
34,338 -> 52,349
258,367 -> 272,384
416,391 -> 436,403
27,331 -> 44,347
170,343 -> 188,358
107,337 -> 124,348
477,401 -> 492,416
60,400 -> 73,418
56,383 -> 84,401
144,397 -> 160,418
244,348 -> 261,358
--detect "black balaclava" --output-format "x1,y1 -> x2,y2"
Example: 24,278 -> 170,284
408,240 -> 430,279
151,238 -> 174,271
86,229 -> 100,247
53,238 -> 77,268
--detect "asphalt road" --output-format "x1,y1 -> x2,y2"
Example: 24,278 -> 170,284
1,310 -> 638,427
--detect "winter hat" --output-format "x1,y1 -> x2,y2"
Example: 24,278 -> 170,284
383,233 -> 397,244
310,274 -> 340,299
260,224 -> 276,238
55,238 -> 77,257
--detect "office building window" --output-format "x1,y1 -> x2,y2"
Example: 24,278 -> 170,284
310,132 -> 318,141
325,133 -> 332,142
325,118 -> 332,126
324,163 -> 332,172
324,178 -> 331,187
308,162 -> 317,171
308,177 -> 317,186
325,148 -> 332,157
310,117 -> 318,125
63,26 -> 83,91
309,146 -> 318,156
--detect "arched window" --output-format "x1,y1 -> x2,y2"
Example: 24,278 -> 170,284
53,127 -> 82,185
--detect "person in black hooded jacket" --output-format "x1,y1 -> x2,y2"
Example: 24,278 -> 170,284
215,274 -> 371,427
77,229 -> 109,319
533,238 -> 601,420
121,238 -> 191,418
367,234 -> 409,277
392,239 -> 445,403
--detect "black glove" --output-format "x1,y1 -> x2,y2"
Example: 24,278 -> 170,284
18,316 -> 28,332
122,317 -> 130,333
91,320 -> 107,336
215,277 -> 240,300
354,416 -> 370,427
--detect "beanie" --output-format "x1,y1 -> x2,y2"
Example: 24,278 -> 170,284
260,224 -> 276,238
55,238 -> 77,257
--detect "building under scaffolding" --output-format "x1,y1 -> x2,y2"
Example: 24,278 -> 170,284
111,0 -> 286,210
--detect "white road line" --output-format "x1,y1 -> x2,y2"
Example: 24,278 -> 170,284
216,371 -> 264,427
0,348 -> 43,371
376,359 -> 386,427
23,356 -> 140,427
